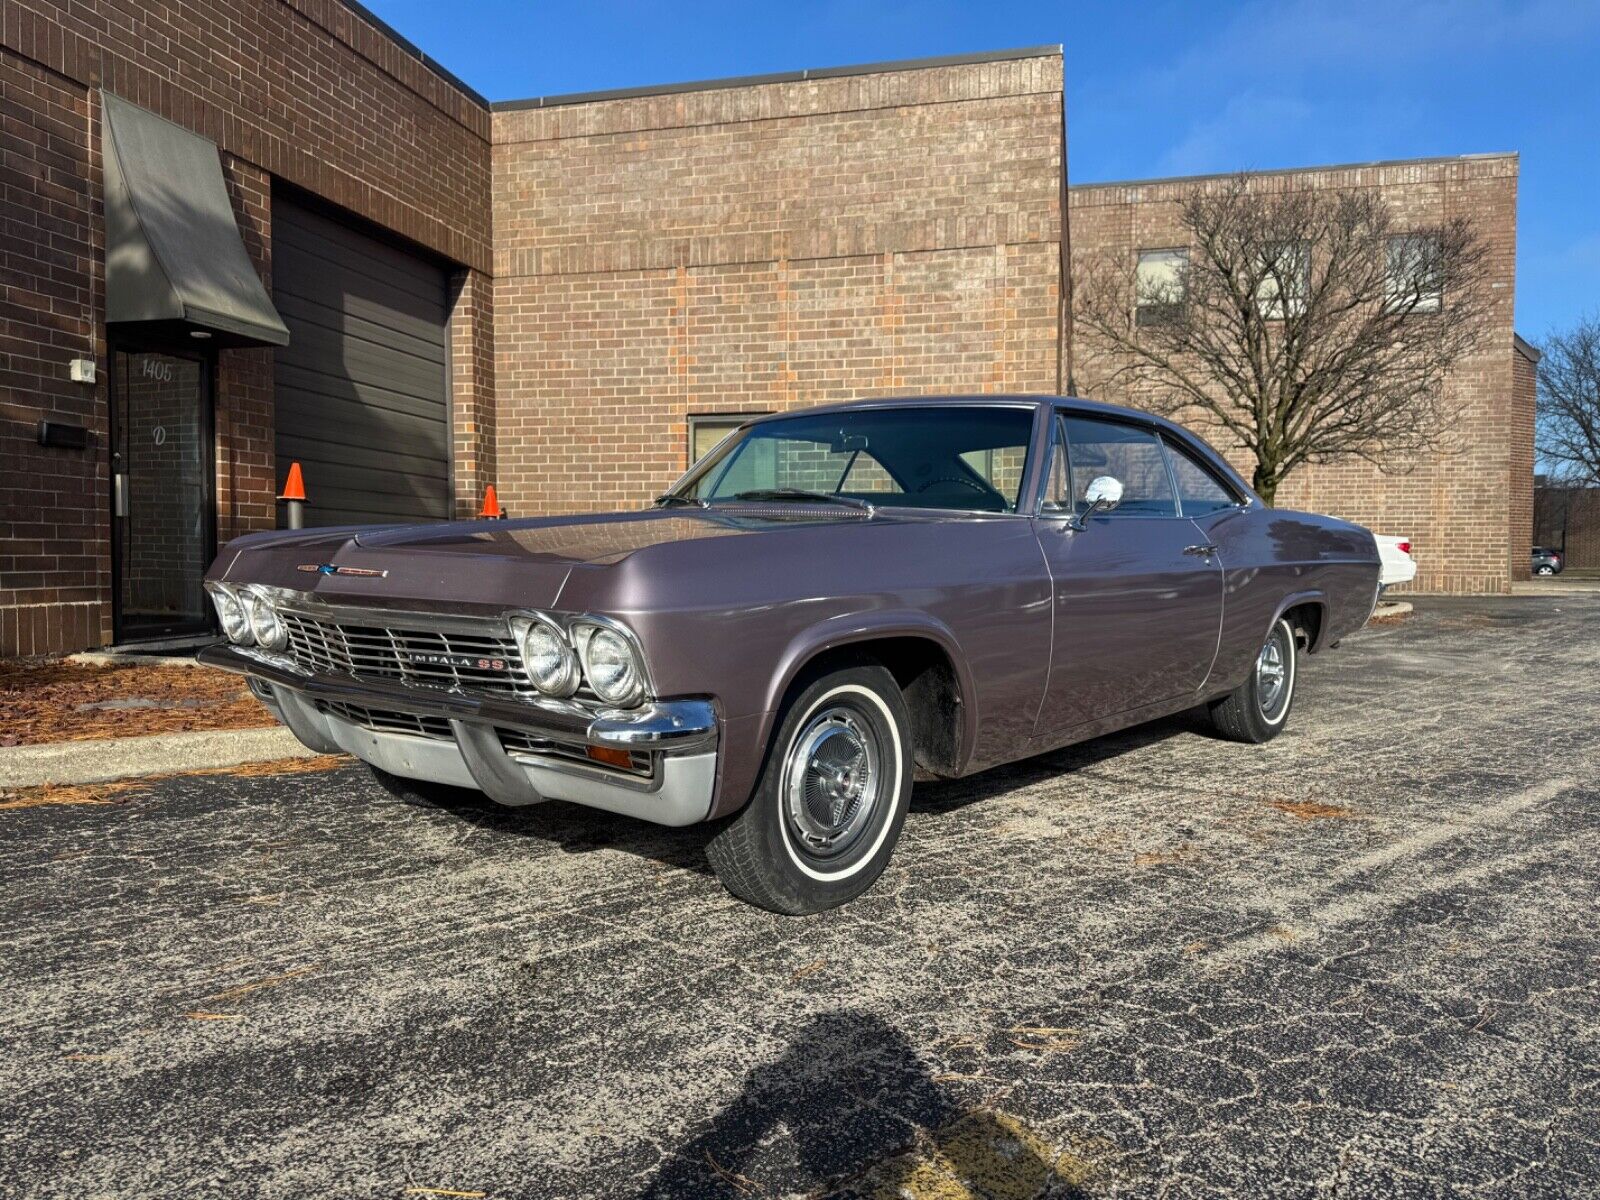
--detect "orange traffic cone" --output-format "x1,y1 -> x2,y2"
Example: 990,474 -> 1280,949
279,462 -> 308,529
478,485 -> 503,519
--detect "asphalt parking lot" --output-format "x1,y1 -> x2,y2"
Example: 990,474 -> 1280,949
2,595 -> 1596,1199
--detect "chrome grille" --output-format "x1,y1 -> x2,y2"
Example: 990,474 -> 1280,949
280,610 -> 534,699
320,701 -> 453,740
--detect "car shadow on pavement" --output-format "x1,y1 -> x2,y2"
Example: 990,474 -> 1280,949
913,708 -> 1215,816
365,767 -> 717,876
634,1009 -> 1071,1199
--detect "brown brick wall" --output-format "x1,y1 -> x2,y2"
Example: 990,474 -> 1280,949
1535,487 -> 1600,569
449,267 -> 496,518
216,160 -> 278,544
491,53 -> 1065,515
0,48 -> 104,654
1,0 -> 491,654
1509,342 -> 1536,581
3,0 -> 491,269
1069,155 -> 1521,594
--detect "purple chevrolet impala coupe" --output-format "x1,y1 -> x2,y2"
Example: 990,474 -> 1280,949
199,397 -> 1381,913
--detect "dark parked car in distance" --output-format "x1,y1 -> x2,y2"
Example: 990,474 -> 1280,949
199,396 -> 1382,913
1532,546 -> 1564,576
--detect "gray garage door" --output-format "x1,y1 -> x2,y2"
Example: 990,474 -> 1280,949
272,196 -> 450,526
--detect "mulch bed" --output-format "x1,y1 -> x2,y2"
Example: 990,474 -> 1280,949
0,658 -> 280,747
0,754 -> 348,811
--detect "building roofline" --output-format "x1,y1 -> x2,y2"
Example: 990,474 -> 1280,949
1070,152 -> 1519,193
339,0 -> 489,108
1515,333 -> 1542,363
490,45 -> 1063,111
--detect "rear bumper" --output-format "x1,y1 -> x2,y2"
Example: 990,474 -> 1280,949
198,643 -> 719,825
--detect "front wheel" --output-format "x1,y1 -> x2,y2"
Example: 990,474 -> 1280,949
1207,617 -> 1297,744
707,664 -> 912,914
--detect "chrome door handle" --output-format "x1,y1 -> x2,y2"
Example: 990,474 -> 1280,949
114,473 -> 128,518
1184,543 -> 1217,557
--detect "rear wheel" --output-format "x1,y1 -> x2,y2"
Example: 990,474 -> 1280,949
1536,564 -> 1555,576
1208,617 -> 1297,744
707,664 -> 912,914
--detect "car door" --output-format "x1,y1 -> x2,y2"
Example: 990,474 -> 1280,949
1031,412 -> 1224,739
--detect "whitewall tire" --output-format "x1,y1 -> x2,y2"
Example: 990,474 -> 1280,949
707,664 -> 912,914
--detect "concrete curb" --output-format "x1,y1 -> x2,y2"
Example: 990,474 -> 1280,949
67,651 -> 209,669
0,727 -> 321,789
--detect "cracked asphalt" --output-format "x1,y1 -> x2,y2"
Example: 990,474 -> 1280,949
1,594 -> 1596,1198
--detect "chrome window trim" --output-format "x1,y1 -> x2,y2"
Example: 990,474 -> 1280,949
664,399 -> 1049,511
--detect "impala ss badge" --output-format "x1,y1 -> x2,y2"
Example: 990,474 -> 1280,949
407,652 -> 508,671
296,563 -> 387,578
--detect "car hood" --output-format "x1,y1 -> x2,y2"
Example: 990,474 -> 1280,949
210,507 -> 875,613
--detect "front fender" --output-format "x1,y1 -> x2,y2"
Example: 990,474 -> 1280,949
760,608 -> 980,771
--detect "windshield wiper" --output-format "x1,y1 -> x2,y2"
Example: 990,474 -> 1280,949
653,493 -> 708,508
726,488 -> 875,514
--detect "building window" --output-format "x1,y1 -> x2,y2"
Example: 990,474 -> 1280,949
688,413 -> 766,466
1256,240 -> 1309,319
1135,248 -> 1188,326
1386,233 -> 1443,313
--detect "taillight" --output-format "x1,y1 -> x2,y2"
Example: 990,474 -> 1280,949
1396,540 -> 1411,555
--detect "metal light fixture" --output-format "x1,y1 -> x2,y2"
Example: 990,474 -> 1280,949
509,614 -> 579,697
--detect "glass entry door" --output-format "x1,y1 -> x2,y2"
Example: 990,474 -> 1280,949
110,348 -> 214,640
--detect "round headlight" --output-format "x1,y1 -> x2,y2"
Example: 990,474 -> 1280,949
242,587 -> 288,651
515,617 -> 578,696
208,585 -> 252,645
578,625 -> 645,706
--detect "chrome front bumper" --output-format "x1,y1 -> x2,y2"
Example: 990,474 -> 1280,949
197,643 -> 719,825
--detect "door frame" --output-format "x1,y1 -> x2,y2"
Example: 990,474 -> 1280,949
107,335 -> 218,643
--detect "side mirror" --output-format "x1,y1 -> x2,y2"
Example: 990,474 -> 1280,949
1064,475 -> 1124,531
1084,475 -> 1123,510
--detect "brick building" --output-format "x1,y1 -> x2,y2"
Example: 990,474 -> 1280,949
491,52 -> 1065,515
1535,484 -> 1600,569
1069,157 -> 1533,594
2,0 -> 493,655
0,2 -> 1531,656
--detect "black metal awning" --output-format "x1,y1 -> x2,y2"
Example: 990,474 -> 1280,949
101,92 -> 290,349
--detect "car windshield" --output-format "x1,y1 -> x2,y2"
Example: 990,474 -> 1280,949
671,405 -> 1036,513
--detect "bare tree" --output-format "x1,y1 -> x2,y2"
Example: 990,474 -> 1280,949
1073,176 -> 1490,504
1536,316 -> 1600,486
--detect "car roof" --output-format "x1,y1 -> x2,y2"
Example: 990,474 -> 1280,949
675,394 -> 1264,507
739,395 -> 1254,492
743,394 -> 1187,428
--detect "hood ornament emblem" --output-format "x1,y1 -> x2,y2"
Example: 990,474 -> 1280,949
297,563 -> 387,578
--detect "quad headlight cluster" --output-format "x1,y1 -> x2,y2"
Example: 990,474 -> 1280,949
509,614 -> 648,707
205,582 -> 288,651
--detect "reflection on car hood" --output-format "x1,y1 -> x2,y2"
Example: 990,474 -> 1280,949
351,508 -> 870,565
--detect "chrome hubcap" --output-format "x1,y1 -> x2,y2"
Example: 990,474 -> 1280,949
785,705 -> 881,859
1256,633 -> 1289,717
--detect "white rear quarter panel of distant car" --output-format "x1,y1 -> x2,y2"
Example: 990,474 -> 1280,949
1375,535 -> 1416,589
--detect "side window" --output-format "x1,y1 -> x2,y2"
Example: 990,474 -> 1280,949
1041,416 -> 1072,511
1165,440 -> 1241,516
1061,416 -> 1176,517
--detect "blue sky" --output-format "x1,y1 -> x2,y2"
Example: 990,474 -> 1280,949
367,0 -> 1600,339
